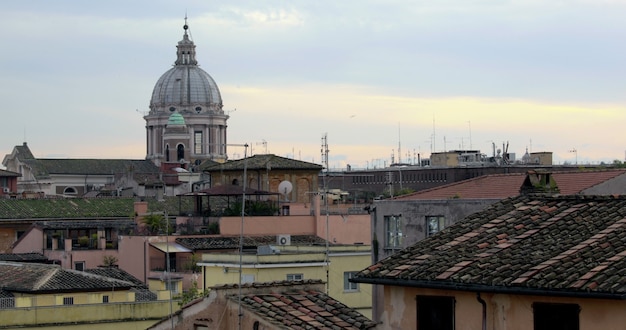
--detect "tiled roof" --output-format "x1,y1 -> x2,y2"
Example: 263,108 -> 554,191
218,280 -> 376,329
85,267 -> 157,301
0,262 -> 135,293
13,143 -> 35,160
35,219 -> 135,229
0,197 -> 136,219
177,235 -> 328,250
189,184 -> 276,196
0,169 -> 20,177
84,267 -> 146,287
394,169 -> 626,200
23,158 -> 159,179
354,194 -> 626,299
202,154 -> 323,172
0,253 -> 48,262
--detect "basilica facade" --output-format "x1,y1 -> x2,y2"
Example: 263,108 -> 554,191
145,21 -> 229,168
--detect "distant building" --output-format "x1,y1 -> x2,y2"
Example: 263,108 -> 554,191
2,142 -> 163,197
0,169 -> 19,196
145,19 -> 229,167
199,154 -> 323,204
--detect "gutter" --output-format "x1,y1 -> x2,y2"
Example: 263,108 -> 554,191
198,262 -> 329,269
350,277 -> 626,300
476,293 -> 486,330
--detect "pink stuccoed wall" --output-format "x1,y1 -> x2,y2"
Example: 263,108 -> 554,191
219,203 -> 371,245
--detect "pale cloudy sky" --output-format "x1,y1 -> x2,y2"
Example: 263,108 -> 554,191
1,0 -> 625,170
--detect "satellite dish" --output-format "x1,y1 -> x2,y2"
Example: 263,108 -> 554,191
278,181 -> 293,201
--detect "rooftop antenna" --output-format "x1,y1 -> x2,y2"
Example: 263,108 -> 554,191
432,115 -> 436,153
320,133 -> 330,294
398,123 -> 402,164
467,120 -> 473,149
256,139 -> 267,154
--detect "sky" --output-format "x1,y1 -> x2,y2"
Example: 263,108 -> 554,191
1,0 -> 625,170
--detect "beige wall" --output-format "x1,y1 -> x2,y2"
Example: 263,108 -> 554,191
380,286 -> 626,330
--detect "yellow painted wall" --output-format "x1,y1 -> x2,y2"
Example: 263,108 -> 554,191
201,248 -> 373,318
12,291 -> 136,307
328,253 -> 373,319
0,300 -> 175,328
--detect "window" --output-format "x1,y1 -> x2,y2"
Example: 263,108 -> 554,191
533,302 -> 579,330
177,144 -> 185,162
426,216 -> 445,236
286,274 -> 303,281
102,295 -> 109,303
74,261 -> 85,271
241,274 -> 255,284
63,297 -> 74,305
63,187 -> 77,195
416,296 -> 454,330
194,131 -> 203,154
165,280 -> 180,294
343,272 -> 359,291
385,215 -> 403,248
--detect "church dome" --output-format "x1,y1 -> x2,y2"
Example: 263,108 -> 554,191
149,23 -> 223,114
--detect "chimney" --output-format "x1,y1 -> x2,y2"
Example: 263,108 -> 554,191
519,170 -> 560,195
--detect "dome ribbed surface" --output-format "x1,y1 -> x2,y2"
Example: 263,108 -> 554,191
150,66 -> 222,110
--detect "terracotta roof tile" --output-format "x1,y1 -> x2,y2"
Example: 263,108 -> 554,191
394,169 -> 626,200
201,154 -> 322,172
222,280 -> 376,329
354,194 -> 626,299
0,262 -> 135,293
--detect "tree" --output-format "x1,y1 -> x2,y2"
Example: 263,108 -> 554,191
142,213 -> 165,235
102,255 -> 118,267
175,279 -> 206,307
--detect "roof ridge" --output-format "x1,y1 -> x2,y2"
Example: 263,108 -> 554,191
394,172 -> 525,200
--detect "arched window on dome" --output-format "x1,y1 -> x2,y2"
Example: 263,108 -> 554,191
177,144 -> 185,162
165,145 -> 170,162
64,187 -> 77,195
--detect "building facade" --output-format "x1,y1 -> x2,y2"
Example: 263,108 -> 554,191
145,20 -> 229,167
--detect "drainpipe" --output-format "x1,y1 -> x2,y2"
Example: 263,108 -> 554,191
476,292 -> 486,330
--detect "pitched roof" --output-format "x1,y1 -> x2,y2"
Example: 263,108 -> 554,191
14,142 -> 35,160
22,158 -> 159,180
177,235 -> 328,250
393,169 -> 626,200
0,169 -> 20,177
0,197 -> 136,219
218,280 -> 376,329
0,262 -> 135,293
85,267 -> 157,301
0,253 -> 49,263
354,194 -> 626,299
187,184 -> 277,196
202,154 -> 323,172
84,267 -> 145,286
